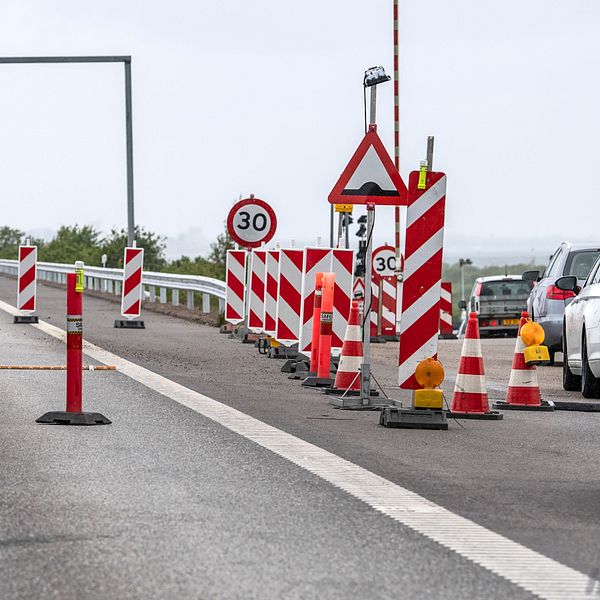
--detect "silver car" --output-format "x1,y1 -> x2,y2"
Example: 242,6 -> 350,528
523,242 -> 600,364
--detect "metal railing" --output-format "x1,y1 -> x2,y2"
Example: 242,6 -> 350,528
0,259 -> 226,314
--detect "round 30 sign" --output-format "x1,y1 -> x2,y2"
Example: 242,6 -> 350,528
226,197 -> 277,248
372,245 -> 397,279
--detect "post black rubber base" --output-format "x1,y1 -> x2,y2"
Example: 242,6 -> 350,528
446,410 -> 503,420
493,400 -> 555,411
554,401 -> 600,412
114,319 -> 145,329
380,408 -> 448,430
370,336 -> 387,344
324,387 -> 380,397
14,315 -> 39,324
36,411 -> 112,425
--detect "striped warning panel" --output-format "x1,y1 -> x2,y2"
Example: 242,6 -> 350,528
121,246 -> 144,318
248,250 -> 267,332
331,249 -> 354,352
225,250 -> 247,325
398,171 -> 446,390
275,249 -> 304,346
17,244 -> 37,313
298,248 -> 332,354
439,281 -> 453,336
263,250 -> 279,336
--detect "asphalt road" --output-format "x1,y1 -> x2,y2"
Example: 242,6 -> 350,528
1,275 -> 599,598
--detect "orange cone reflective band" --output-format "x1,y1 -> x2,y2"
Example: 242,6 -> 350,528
451,312 -> 490,413
317,273 -> 335,380
309,272 -> 324,375
332,300 -> 363,391
506,311 -> 542,406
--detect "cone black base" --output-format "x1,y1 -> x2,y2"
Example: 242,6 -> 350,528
554,401 -> 600,412
493,400 -> 554,411
301,376 -> 334,388
446,410 -> 503,420
36,411 -> 111,426
379,408 -> 448,430
14,315 -> 38,324
114,319 -> 145,329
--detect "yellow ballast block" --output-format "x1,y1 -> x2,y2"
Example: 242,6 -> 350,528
524,345 -> 550,365
414,388 -> 444,409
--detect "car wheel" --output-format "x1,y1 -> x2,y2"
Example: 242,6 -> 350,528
547,350 -> 555,366
562,325 -> 581,391
581,333 -> 600,399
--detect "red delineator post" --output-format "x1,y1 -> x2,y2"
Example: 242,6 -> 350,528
308,272 -> 324,376
36,268 -> 111,426
316,273 -> 335,383
66,273 -> 83,413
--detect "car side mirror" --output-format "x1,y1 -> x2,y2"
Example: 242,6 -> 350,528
555,276 -> 578,292
522,270 -> 540,282
458,300 -> 467,310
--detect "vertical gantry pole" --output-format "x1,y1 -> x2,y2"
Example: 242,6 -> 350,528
360,204 -> 375,402
393,0 -> 402,325
124,58 -> 135,247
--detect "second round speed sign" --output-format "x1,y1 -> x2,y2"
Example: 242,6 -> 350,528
372,245 -> 397,279
227,197 -> 277,248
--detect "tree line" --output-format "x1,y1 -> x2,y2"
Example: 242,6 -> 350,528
0,225 -> 234,280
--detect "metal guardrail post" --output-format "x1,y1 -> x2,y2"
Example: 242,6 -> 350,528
202,293 -> 210,314
186,291 -> 194,310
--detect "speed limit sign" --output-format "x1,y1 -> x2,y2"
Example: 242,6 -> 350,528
372,245 -> 396,279
226,197 -> 277,248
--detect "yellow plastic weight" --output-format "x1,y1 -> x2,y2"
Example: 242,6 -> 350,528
414,388 -> 444,409
524,345 -> 550,365
414,357 -> 445,388
520,321 -> 545,347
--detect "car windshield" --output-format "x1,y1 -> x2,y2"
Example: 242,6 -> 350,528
479,280 -> 533,297
564,250 -> 600,280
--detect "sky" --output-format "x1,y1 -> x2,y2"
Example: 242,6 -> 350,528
0,0 -> 598,265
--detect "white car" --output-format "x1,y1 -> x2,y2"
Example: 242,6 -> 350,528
558,257 -> 600,397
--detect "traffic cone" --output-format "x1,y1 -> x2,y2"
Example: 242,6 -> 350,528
493,311 -> 554,411
447,312 -> 502,420
326,300 -> 378,397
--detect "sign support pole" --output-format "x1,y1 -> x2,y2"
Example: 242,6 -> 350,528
360,204 -> 375,404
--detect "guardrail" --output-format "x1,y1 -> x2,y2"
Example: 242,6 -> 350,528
0,259 -> 226,314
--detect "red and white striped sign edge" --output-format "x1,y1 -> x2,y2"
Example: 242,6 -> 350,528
398,172 -> 447,389
248,250 -> 267,332
371,276 -> 396,336
440,281 -> 453,333
275,249 -> 304,345
121,247 -> 144,318
298,248 -> 332,353
331,248 -> 355,351
225,250 -> 247,325
328,127 -> 408,206
17,245 -> 37,312
263,250 -> 279,335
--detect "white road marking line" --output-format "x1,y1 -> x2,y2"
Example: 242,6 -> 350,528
1,298 -> 597,600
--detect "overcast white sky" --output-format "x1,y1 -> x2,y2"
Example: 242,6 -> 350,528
0,0 -> 598,264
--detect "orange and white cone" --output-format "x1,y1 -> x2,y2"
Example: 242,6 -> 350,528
448,312 -> 502,419
493,311 -> 554,411
328,301 -> 363,394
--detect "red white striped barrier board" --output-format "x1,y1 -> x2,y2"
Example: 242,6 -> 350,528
275,249 -> 304,345
370,276 -> 397,337
398,171 -> 447,390
331,249 -> 355,351
263,250 -> 279,335
440,281 -> 453,336
17,244 -> 37,312
225,249 -> 247,325
248,250 -> 267,332
121,246 -> 144,318
298,248 -> 332,354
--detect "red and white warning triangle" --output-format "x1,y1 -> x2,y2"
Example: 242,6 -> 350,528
329,125 -> 408,206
